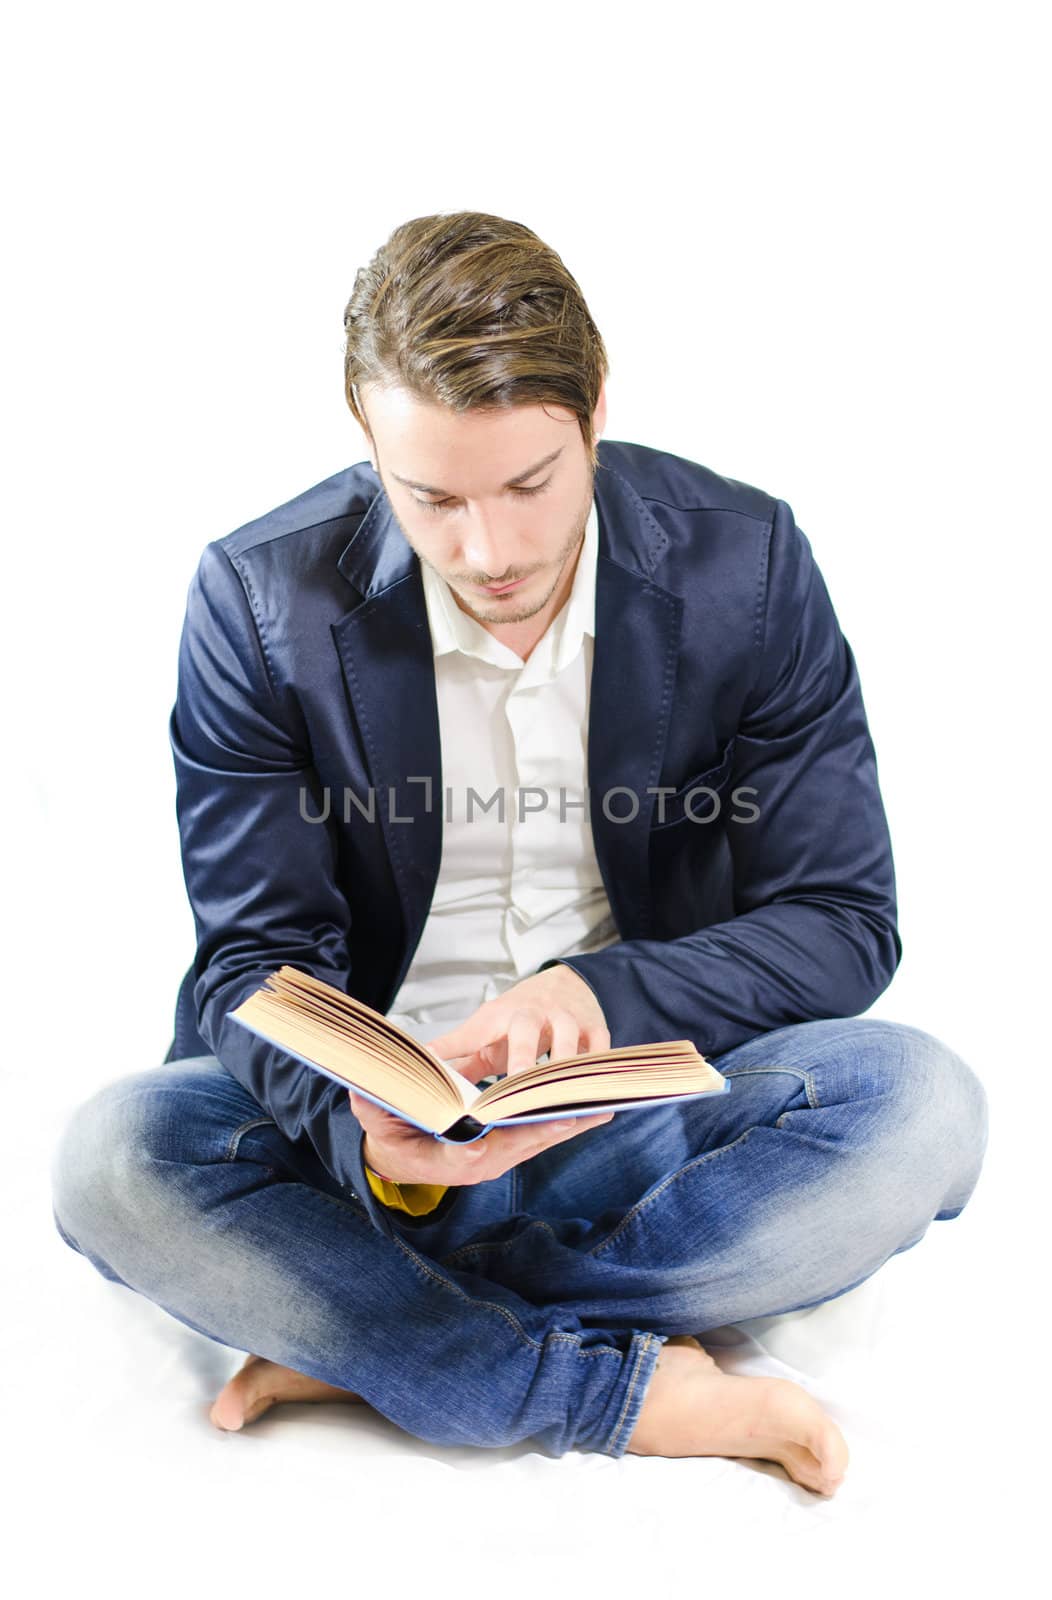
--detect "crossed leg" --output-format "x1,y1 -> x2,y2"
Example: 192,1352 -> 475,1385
52,1018 -> 987,1494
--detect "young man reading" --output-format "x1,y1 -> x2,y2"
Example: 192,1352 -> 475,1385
51,211 -> 988,1496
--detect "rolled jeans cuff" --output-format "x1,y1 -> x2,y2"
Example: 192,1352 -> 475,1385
576,1329 -> 666,1458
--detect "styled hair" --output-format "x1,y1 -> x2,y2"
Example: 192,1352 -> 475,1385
343,212 -> 609,470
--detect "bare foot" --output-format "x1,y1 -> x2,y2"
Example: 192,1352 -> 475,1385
626,1335 -> 849,1496
209,1353 -> 368,1432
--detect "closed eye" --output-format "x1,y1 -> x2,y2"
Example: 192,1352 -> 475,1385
414,480 -> 551,514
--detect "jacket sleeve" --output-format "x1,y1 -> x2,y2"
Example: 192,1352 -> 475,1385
543,498 -> 902,1057
168,539 -> 437,1240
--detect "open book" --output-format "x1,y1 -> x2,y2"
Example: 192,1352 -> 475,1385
228,965 -> 730,1143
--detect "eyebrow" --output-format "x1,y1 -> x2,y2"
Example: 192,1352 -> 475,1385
390,446 -> 565,496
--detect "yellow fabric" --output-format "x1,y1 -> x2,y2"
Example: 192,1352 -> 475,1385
363,1161 -> 449,1216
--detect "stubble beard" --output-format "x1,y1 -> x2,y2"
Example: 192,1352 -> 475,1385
438,488 -> 593,626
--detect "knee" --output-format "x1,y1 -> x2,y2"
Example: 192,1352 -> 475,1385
845,1019 -> 989,1206
50,1072 -> 159,1253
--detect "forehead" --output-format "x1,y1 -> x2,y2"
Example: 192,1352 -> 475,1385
363,385 -> 578,490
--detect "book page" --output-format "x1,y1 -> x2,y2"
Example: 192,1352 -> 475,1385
441,1060 -> 485,1109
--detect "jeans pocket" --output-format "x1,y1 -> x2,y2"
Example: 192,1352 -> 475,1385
223,1116 -> 283,1172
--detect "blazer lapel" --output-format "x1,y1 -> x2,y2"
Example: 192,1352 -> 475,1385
331,490 -> 443,994
589,463 -> 683,938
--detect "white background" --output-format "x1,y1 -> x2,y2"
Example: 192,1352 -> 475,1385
4,1 -> 1046,1593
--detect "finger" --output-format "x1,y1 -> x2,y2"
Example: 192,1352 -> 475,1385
348,1089 -> 374,1123
465,1112 -> 614,1182
446,1046 -> 504,1086
347,1090 -> 403,1133
441,1050 -> 488,1083
442,1135 -> 505,1184
423,1028 -> 464,1061
427,1003 -> 504,1063
481,1038 -> 507,1074
540,1111 -> 615,1147
581,1020 -> 612,1054
516,1110 -> 614,1157
457,1122 -> 545,1179
504,1007 -> 547,1077
547,1009 -> 583,1066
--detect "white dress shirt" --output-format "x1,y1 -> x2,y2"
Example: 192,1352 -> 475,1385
386,495 -> 620,1046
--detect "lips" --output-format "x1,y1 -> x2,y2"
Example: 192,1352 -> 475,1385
477,576 -> 525,594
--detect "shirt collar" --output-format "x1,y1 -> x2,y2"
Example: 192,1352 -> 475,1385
422,495 -> 598,668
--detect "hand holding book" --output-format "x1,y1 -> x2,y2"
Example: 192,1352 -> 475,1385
350,1087 -> 616,1187
228,966 -> 730,1148
348,964 -> 664,1184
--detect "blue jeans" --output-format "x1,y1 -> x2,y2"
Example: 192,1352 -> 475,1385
50,1016 -> 987,1458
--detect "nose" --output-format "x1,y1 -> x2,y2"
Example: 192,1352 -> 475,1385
460,511 -> 519,582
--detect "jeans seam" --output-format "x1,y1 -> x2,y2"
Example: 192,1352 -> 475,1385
442,1218 -> 553,1267
605,1331 -> 657,1455
588,1127 -> 762,1257
721,1062 -> 820,1121
274,1174 -> 372,1219
306,1188 -> 622,1360
720,1066 -> 809,1084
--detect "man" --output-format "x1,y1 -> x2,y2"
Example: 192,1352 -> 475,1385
50,212 -> 988,1496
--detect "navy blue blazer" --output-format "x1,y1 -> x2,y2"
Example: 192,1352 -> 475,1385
167,438 -> 900,1238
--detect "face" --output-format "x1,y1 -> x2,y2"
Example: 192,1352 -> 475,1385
358,378 -> 606,631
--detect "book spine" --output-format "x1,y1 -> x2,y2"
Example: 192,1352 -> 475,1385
438,1113 -> 489,1143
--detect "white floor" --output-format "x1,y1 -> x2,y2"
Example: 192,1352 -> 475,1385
14,1072 -> 1036,1600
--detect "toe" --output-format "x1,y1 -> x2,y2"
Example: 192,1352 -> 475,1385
778,1439 -> 830,1493
209,1393 -> 244,1431
806,1417 -> 850,1481
241,1391 -> 277,1425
